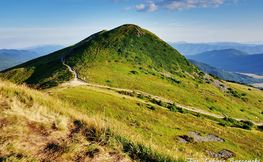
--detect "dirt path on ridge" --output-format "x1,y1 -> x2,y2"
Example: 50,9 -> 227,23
58,58 -> 263,126
60,57 -> 88,87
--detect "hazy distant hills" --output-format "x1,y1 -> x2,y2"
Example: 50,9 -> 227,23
0,49 -> 41,71
0,45 -> 64,71
187,49 -> 263,75
189,59 -> 263,85
23,44 -> 65,55
170,42 -> 263,55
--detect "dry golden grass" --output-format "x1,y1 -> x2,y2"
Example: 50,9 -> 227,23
0,80 -> 132,161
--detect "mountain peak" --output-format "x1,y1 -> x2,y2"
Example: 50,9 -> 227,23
0,24 -> 198,89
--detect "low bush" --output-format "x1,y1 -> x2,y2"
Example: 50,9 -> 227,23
210,106 -> 216,111
150,106 -> 157,111
157,100 -> 167,107
137,103 -> 144,107
138,93 -> 145,99
151,98 -> 158,104
241,120 -> 254,127
170,104 -> 178,112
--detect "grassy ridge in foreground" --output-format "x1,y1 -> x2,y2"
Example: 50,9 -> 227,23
51,85 -> 263,159
0,79 -> 185,161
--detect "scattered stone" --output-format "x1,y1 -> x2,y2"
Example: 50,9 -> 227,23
178,135 -> 194,143
178,132 -> 225,143
188,132 -> 225,142
185,71 -> 195,79
206,150 -> 234,159
130,122 -> 137,126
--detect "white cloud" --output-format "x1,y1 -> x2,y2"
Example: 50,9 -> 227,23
136,4 -> 146,10
124,6 -> 132,11
156,0 -> 238,11
136,2 -> 158,12
132,0 -> 239,12
147,3 -> 158,12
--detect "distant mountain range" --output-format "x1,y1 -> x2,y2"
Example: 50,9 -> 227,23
0,45 -> 64,71
0,49 -> 41,71
186,49 -> 263,75
189,59 -> 263,85
22,44 -> 65,55
169,42 -> 263,55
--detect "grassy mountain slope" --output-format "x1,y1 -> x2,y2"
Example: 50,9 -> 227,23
0,24 -> 196,89
1,79 -> 263,161
189,59 -> 263,85
1,24 -> 263,160
1,24 -> 263,123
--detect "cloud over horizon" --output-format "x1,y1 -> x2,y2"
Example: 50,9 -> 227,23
123,0 -> 239,12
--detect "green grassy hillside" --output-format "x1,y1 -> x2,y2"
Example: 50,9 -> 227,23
0,24 -> 263,161
1,24 -> 263,123
1,79 -> 262,161
0,24 -> 197,89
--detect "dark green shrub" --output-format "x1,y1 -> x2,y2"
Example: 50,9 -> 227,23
219,121 -> 229,127
189,137 -> 195,143
150,106 -> 157,111
151,98 -> 158,104
157,100 -> 165,107
197,113 -> 202,117
148,95 -> 152,100
242,97 -> 248,102
199,72 -> 205,77
170,103 -> 178,112
210,106 -> 216,110
137,103 -> 144,107
130,70 -> 139,75
138,93 -> 145,99
177,107 -> 188,114
242,124 -> 252,130
241,120 -> 254,127
225,117 -> 237,125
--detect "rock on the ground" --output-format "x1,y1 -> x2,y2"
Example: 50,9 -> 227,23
188,132 -> 225,142
206,150 -> 234,159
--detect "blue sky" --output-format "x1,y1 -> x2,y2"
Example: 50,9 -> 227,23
0,0 -> 263,49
